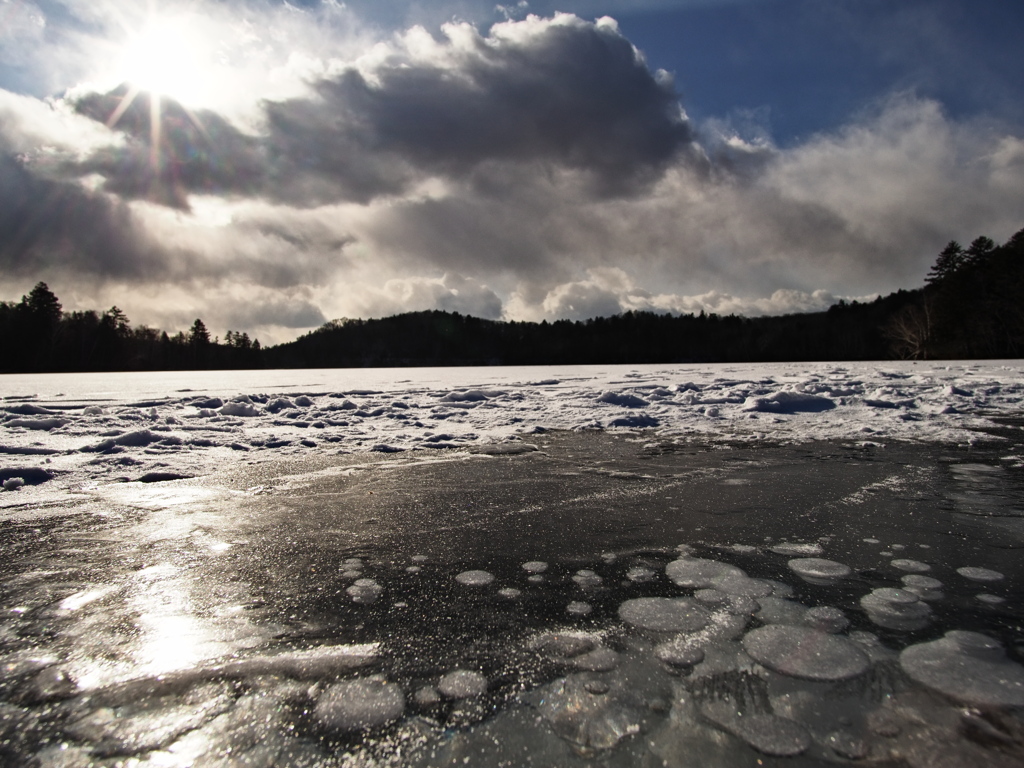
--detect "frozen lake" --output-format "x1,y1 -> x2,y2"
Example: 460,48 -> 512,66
1,363 -> 1023,766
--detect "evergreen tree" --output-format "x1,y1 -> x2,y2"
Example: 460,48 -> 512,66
925,241 -> 964,285
964,235 -> 996,265
189,318 -> 211,346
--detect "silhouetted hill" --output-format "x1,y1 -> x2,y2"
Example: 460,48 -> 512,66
265,290 -> 918,368
2,226 -> 1020,372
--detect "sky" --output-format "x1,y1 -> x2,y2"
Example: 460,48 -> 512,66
1,0 -> 1022,344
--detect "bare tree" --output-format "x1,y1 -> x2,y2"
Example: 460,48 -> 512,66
884,302 -> 932,359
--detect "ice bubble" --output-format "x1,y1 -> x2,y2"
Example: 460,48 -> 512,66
566,601 -> 592,616
315,678 -> 405,731
693,589 -> 759,616
900,631 -> 1024,707
341,569 -> 362,579
2,477 -> 25,491
347,579 -> 382,604
665,557 -> 743,588
976,593 -> 1005,605
527,574 -> 545,584
499,588 -> 521,599
413,686 -> 441,706
455,570 -> 494,586
343,557 -> 364,567
890,558 -> 931,573
825,731 -> 868,760
701,706 -> 811,757
405,566 -> 421,574
618,597 -> 710,633
891,544 -> 905,550
572,569 -> 602,588
860,587 -> 931,630
863,538 -> 880,544
411,554 -> 429,562
654,639 -> 705,669
754,597 -> 807,626
712,573 -> 774,598
438,670 -> 488,699
764,580 -> 794,599
848,631 -> 897,664
568,647 -> 620,672
625,566 -> 656,583
535,674 -> 651,752
529,633 -> 597,658
957,566 -> 1004,582
787,558 -> 852,585
521,561 -> 548,574
901,574 -> 944,601
770,542 -> 824,557
803,606 -> 849,634
742,625 -> 870,681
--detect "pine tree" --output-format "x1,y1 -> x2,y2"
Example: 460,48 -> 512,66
964,235 -> 996,264
925,241 -> 965,285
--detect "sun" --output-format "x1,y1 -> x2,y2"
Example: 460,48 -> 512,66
115,14 -> 208,105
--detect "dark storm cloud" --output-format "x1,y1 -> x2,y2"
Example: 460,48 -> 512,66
0,151 -> 166,280
68,15 -> 696,208
281,15 -> 695,197
72,86 -> 266,210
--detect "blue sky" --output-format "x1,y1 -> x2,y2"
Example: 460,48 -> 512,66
0,0 -> 1022,342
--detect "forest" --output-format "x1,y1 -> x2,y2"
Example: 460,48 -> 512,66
1,227 -> 1020,372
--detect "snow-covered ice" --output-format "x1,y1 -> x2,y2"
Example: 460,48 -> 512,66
1,360 -> 1022,494
2,361 -> 1023,767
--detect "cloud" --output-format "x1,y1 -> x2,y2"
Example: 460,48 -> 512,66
505,268 -> 846,321
1,9 -> 1023,341
252,13 -> 693,203
340,273 -> 504,320
70,87 -> 267,210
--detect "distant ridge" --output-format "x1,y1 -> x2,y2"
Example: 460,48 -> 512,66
1,228 -> 1021,372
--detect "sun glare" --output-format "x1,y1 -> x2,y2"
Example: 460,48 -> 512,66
117,15 -> 207,104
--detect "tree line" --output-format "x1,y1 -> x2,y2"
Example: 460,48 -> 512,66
0,226 -> 1020,372
0,290 -> 261,372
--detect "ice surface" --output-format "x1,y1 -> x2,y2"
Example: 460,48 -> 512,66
2,361 -> 1024,766
700,705 -> 811,757
1,361 -> 1021,496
